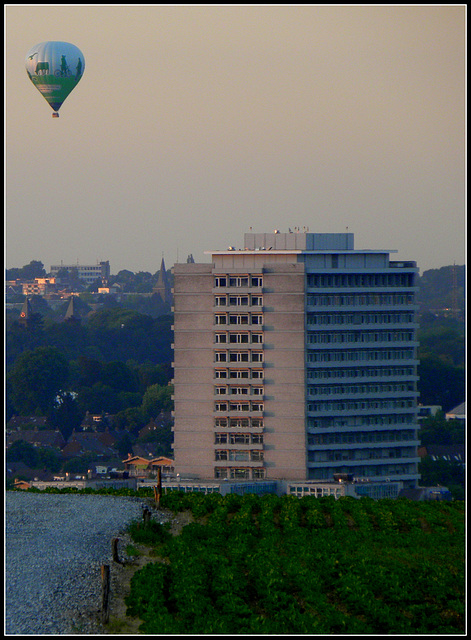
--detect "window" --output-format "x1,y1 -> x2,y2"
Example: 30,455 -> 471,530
229,276 -> 249,287
230,468 -> 250,479
229,402 -> 250,412
215,352 -> 227,362
252,352 -> 264,362
251,296 -> 263,306
230,433 -> 250,444
215,296 -> 226,306
230,351 -> 250,362
215,333 -> 227,343
229,333 -> 249,343
214,276 -> 227,287
229,295 -> 249,306
229,387 -> 250,395
229,370 -> 250,379
215,386 -> 227,395
252,315 -> 263,325
252,333 -> 263,343
229,314 -> 249,325
229,418 -> 250,428
251,276 -> 263,287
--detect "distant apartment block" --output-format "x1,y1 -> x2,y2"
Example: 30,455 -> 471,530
50,260 -> 110,285
172,231 -> 420,488
22,277 -> 58,296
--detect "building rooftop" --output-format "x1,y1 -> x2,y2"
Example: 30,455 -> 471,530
205,230 -> 398,255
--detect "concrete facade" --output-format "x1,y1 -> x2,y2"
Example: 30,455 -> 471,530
172,231 -> 420,487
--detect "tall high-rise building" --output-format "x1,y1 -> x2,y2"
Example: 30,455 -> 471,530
172,231 -> 420,489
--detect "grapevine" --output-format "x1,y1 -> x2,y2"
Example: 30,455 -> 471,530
125,494 -> 465,634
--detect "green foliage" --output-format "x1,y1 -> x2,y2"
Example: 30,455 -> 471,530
417,355 -> 464,411
417,265 -> 465,317
6,307 -> 173,370
419,457 -> 465,500
125,494 -> 465,635
49,391 -> 83,440
6,439 -> 61,472
418,322 -> 465,367
127,519 -> 172,546
141,384 -> 173,417
419,412 -> 464,446
6,260 -> 46,281
8,346 -> 70,415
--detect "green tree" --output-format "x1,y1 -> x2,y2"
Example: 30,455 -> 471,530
418,322 -> 465,367
418,457 -> 465,499
8,346 -> 70,415
116,431 -> 135,458
113,406 -> 148,434
136,363 -> 170,392
49,392 -> 83,441
419,412 -> 464,446
14,260 -> 46,280
102,361 -> 138,392
77,383 -> 123,415
36,447 -> 62,473
142,384 -> 174,418
417,355 -> 465,411
6,439 -> 39,467
77,355 -> 104,387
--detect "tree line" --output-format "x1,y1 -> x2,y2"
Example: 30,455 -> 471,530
6,262 -> 465,475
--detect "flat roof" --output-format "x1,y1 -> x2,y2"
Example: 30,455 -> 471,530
205,249 -> 398,255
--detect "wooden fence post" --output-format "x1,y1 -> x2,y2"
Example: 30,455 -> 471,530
111,537 -> 120,563
154,467 -> 162,508
101,564 -> 110,624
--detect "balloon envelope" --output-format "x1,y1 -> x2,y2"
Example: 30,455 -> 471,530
25,41 -> 85,116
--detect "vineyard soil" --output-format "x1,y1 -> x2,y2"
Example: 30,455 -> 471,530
102,507 -> 195,634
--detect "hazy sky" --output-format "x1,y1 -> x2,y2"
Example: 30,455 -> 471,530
5,5 -> 465,275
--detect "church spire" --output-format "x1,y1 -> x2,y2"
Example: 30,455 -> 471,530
19,297 -> 33,326
153,256 -> 172,305
64,295 -> 81,324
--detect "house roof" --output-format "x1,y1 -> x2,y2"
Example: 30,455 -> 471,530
122,455 -> 151,465
422,444 -> 465,462
61,430 -> 118,457
6,428 -> 65,449
446,402 -> 465,417
7,415 -> 49,429
122,454 -> 174,468
148,456 -> 174,467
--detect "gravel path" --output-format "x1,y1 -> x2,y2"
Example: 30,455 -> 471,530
5,491 -> 152,635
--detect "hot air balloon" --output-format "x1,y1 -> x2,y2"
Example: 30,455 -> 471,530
25,41 -> 85,117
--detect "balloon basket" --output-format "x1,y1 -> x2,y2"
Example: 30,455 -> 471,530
52,112 -> 60,118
